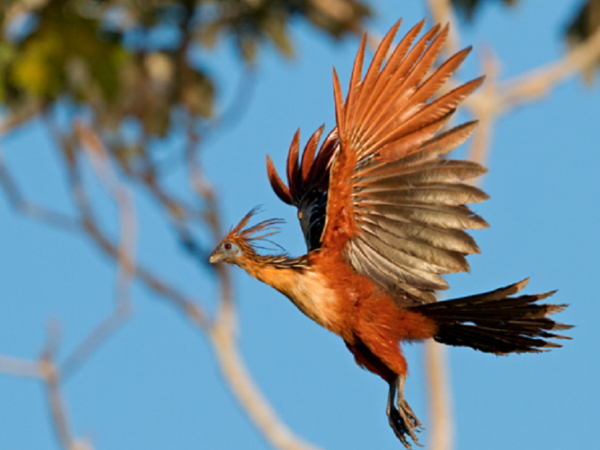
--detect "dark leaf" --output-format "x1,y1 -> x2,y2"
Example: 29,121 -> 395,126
0,0 -> 369,143
450,0 -> 519,21
565,0 -> 600,82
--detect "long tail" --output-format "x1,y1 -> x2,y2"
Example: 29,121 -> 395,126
411,279 -> 572,354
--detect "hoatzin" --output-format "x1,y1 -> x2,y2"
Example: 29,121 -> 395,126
209,19 -> 571,448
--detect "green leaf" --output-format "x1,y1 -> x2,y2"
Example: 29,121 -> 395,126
0,0 -> 370,140
263,13 -> 294,58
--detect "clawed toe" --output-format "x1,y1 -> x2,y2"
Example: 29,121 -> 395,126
387,376 -> 423,449
387,400 -> 423,448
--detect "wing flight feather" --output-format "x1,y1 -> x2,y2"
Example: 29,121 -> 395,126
320,20 -> 488,304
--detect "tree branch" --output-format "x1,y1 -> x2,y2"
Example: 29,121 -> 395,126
0,354 -> 41,379
0,147 -> 79,231
425,0 -> 461,55
498,23 -> 600,112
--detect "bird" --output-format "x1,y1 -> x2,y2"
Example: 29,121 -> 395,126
209,19 -> 571,448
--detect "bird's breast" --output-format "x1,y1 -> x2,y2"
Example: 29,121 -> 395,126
278,269 -> 346,333
244,254 -> 369,340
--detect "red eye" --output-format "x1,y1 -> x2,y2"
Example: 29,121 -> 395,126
224,242 -> 232,251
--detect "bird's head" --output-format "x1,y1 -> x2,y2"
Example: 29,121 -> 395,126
209,208 -> 283,266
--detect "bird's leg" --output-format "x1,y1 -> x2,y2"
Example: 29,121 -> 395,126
387,375 -> 423,449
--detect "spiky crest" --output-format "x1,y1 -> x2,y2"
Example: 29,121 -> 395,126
222,207 -> 284,254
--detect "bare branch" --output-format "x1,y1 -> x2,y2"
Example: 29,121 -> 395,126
209,321 -> 323,450
59,302 -> 131,382
41,357 -> 75,450
54,124 -> 140,381
498,23 -> 600,112
41,352 -> 95,450
75,122 -> 138,306
205,69 -> 258,139
467,49 -> 500,167
1,330 -> 95,450
0,147 -> 79,231
39,115 -> 321,450
0,354 -> 42,379
39,325 -> 79,450
425,0 -> 461,55
0,104 -> 43,137
39,115 -> 212,330
424,341 -> 454,450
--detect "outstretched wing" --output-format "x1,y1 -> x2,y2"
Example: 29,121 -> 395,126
267,126 -> 338,252
322,20 -> 488,304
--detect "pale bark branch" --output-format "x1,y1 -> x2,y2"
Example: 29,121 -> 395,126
424,341 -> 454,450
0,354 -> 42,379
498,23 -> 600,112
59,303 -> 131,382
39,115 -> 212,331
42,358 -> 75,450
0,104 -> 43,137
0,147 -> 79,231
76,123 -> 138,306
9,114 -> 322,450
209,321 -> 323,450
467,49 -> 499,168
425,0 -> 461,55
39,326 -> 93,450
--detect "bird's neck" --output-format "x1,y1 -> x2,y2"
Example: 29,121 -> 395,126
236,254 -> 306,293
236,253 -> 340,330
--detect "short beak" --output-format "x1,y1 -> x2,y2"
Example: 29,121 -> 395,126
209,252 -> 222,264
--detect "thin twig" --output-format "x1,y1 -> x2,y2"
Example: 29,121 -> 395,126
460,15 -> 600,119
43,362 -> 75,450
40,115 -> 212,330
467,49 -> 499,167
425,0 -> 461,55
76,123 -> 138,306
54,124 -> 140,381
59,303 -> 131,381
0,354 -> 42,379
40,327 -> 76,450
498,23 -> 600,112
424,341 -> 454,450
0,104 -> 43,137
0,148 -> 79,231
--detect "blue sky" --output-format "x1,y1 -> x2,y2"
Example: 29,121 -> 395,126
1,1 -> 598,449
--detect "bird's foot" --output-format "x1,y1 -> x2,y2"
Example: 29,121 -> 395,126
387,377 -> 423,449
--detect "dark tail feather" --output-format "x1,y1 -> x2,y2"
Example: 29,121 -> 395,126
411,279 -> 572,354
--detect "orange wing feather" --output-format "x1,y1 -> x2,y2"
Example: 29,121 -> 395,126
320,20 -> 487,304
